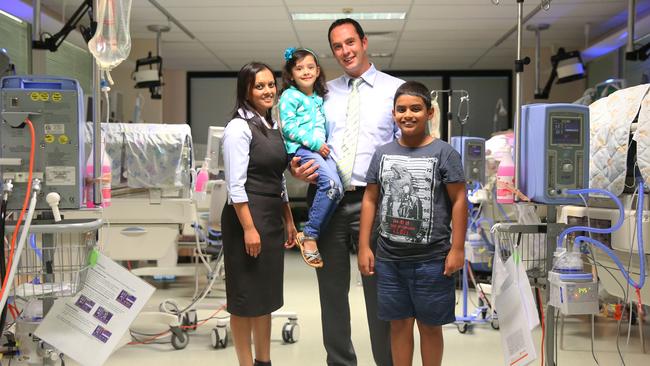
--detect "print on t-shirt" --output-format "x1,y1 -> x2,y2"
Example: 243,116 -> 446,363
378,155 -> 436,244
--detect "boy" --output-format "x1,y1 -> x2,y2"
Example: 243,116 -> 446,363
358,81 -> 468,366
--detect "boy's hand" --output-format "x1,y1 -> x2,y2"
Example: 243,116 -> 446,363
318,144 -> 330,158
444,248 -> 464,276
357,247 -> 375,276
289,156 -> 319,183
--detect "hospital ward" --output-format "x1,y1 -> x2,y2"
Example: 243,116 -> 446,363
1,0 -> 650,365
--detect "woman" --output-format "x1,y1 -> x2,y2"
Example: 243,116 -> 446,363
221,62 -> 297,366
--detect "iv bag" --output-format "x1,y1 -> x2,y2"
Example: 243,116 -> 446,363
88,0 -> 132,71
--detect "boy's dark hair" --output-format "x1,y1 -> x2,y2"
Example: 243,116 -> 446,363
327,18 -> 366,48
393,81 -> 432,110
281,49 -> 328,97
232,62 -> 275,133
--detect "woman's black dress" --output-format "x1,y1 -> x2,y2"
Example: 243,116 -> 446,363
221,116 -> 288,317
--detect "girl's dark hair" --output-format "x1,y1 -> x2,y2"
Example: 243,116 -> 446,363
281,49 -> 328,97
393,81 -> 432,109
232,61 -> 276,122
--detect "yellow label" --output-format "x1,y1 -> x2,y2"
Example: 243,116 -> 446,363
44,134 -> 55,143
52,92 -> 62,102
30,92 -> 39,101
39,92 -> 49,101
58,135 -> 69,144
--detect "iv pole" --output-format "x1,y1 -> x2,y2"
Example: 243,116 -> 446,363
430,89 -> 470,141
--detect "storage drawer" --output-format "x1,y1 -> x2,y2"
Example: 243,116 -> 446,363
103,224 -> 179,261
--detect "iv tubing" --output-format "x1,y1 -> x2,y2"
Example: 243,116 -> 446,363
574,235 -> 644,289
0,191 -> 38,311
0,119 -> 35,303
562,184 -> 646,290
635,182 -> 646,289
556,188 -> 624,249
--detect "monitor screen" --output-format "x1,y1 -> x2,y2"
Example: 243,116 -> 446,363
551,116 -> 582,145
206,126 -> 225,174
467,143 -> 483,157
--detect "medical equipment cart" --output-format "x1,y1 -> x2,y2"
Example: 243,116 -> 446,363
4,218 -> 102,365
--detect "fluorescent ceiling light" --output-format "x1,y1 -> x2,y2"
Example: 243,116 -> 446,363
369,52 -> 392,58
318,52 -> 393,59
292,12 -> 406,21
0,9 -> 23,23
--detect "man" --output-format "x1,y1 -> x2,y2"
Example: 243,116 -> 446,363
292,18 -> 404,366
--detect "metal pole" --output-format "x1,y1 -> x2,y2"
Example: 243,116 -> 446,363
32,0 -> 41,42
156,30 -> 162,58
545,205 -> 559,366
92,0 -> 101,206
534,29 -> 540,94
627,0 -> 636,53
514,0 -> 524,193
447,94 -> 453,142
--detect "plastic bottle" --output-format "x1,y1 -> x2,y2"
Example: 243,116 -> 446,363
195,158 -> 210,201
496,146 -> 515,204
85,141 -> 112,208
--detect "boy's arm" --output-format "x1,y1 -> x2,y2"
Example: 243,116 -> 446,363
444,181 -> 468,276
358,183 -> 380,276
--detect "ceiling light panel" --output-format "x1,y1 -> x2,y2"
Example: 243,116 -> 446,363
156,0 -> 284,6
292,12 -> 406,21
158,6 -> 288,21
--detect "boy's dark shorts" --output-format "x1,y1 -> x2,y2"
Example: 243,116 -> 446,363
375,258 -> 456,326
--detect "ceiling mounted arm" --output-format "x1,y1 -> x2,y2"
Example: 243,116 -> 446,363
32,0 -> 96,52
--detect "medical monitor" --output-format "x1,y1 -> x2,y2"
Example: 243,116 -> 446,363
206,126 -> 225,175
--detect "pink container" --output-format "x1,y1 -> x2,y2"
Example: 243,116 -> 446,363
496,148 -> 514,204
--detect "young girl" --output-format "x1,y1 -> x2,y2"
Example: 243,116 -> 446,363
279,47 -> 343,268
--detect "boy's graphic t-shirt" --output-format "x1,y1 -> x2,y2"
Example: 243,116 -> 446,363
365,139 -> 465,261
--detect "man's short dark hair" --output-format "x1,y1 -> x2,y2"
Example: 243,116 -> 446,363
327,18 -> 366,48
394,81 -> 432,110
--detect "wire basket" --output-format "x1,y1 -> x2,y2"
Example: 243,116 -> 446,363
492,223 -> 549,284
4,219 -> 103,299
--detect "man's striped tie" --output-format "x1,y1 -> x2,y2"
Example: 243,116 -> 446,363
337,78 -> 362,190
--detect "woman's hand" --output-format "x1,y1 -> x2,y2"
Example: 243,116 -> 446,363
289,156 -> 319,183
244,227 -> 262,258
284,224 -> 297,249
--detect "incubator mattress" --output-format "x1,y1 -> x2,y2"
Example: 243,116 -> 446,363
589,85 -> 650,194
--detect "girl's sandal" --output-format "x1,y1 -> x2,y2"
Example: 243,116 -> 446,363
296,232 -> 324,268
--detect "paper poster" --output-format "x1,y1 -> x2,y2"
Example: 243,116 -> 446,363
35,252 -> 155,366
493,236 -> 539,366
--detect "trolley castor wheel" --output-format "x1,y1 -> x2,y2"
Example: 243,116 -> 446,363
491,319 -> 500,330
211,326 -> 228,349
457,322 -> 469,334
182,310 -> 198,331
170,328 -> 189,350
281,322 -> 300,344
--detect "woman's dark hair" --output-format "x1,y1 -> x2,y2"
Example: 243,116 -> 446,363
232,61 -> 276,122
393,81 -> 432,110
281,49 -> 328,97
328,18 -> 365,48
